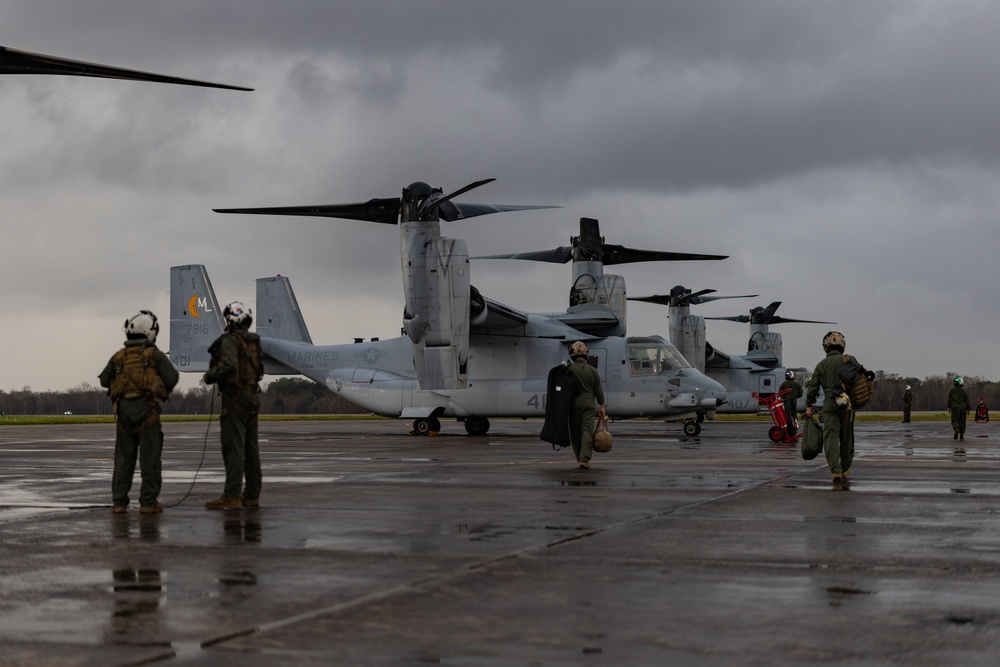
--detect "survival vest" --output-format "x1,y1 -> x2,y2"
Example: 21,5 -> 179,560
837,354 -> 874,409
109,345 -> 169,402
210,332 -> 264,390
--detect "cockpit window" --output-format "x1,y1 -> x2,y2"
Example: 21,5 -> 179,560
659,345 -> 691,371
627,344 -> 691,376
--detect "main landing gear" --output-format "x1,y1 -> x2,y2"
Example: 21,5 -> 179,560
409,416 -> 492,436
410,417 -> 441,436
463,416 -> 490,435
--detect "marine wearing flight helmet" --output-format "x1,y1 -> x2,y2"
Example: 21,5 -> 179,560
203,301 -> 264,510
805,331 -> 860,483
565,341 -> 606,470
98,310 -> 179,514
947,377 -> 971,441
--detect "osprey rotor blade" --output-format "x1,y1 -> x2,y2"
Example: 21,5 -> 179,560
602,245 -> 727,265
629,286 -> 757,307
214,199 -> 401,224
472,247 -> 575,264
0,44 -> 252,91
707,300 -> 834,325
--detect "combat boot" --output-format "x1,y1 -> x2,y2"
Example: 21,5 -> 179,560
242,498 -> 260,508
140,502 -> 163,514
205,496 -> 242,510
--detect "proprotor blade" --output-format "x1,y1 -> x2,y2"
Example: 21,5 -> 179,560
602,245 -> 727,265
0,45 -> 253,91
706,301 -> 834,325
214,199 -> 401,224
473,247 -> 575,264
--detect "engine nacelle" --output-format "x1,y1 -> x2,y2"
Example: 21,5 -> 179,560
401,234 -> 470,389
669,312 -> 707,372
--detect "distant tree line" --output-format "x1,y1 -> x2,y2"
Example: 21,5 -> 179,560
864,372 -> 998,413
0,372 -> 995,417
0,378 -> 367,416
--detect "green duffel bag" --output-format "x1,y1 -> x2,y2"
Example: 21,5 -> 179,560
800,413 -> 823,460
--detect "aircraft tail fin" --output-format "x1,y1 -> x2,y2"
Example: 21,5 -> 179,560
169,264 -> 225,372
255,275 -> 312,343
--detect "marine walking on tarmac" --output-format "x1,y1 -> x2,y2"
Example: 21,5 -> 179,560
98,310 -> 179,514
565,341 -> 606,470
202,301 -> 265,510
947,377 -> 971,441
902,385 -> 913,423
805,331 -> 863,483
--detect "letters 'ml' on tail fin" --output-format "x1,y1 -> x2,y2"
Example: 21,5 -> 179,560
169,264 -> 225,372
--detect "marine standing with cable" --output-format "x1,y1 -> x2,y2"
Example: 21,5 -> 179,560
203,301 -> 264,510
99,311 -> 178,514
565,341 -> 606,470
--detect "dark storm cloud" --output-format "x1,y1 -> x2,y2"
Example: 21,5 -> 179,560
3,0 -> 1000,389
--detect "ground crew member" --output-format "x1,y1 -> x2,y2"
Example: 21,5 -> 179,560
779,370 -> 803,437
902,385 -> 913,423
565,341 -> 606,470
203,301 -> 264,510
805,331 -> 859,483
98,310 -> 178,514
947,377 -> 971,441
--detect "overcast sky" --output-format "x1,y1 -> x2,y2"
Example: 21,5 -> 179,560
2,0 -> 999,393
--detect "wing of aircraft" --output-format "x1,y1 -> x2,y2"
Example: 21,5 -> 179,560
0,44 -> 252,90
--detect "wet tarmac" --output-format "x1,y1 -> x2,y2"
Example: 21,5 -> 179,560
1,418 -> 1000,665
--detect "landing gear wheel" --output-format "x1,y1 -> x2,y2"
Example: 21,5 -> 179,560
464,417 -> 490,435
768,425 -> 784,443
428,417 -> 441,433
412,418 -> 432,436
683,420 -> 701,436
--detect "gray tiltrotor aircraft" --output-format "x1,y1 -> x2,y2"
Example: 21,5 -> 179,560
630,288 -> 833,413
0,44 -> 252,90
170,180 -> 727,435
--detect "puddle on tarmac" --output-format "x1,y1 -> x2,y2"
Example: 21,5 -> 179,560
780,481 -> 998,495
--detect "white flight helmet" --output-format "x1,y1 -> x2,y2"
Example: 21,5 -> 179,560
785,370 -> 795,381
223,301 -> 253,330
123,310 -> 159,342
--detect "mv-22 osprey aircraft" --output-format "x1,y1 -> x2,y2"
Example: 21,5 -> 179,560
169,179 -> 727,436
476,219 -> 829,415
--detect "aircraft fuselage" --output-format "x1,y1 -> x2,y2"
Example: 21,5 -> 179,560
262,334 -> 726,423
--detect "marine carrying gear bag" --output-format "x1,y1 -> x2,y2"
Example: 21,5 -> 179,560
800,413 -> 823,460
540,361 -> 580,449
